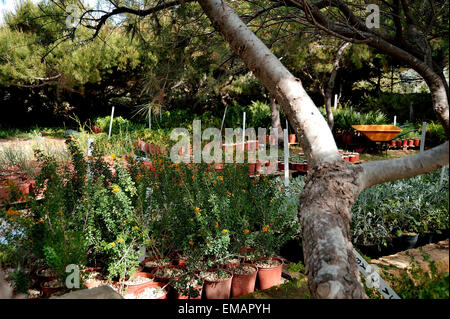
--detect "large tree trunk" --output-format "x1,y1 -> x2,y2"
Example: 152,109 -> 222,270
269,94 -> 284,144
198,0 -> 366,298
197,0 -> 449,298
324,42 -> 350,130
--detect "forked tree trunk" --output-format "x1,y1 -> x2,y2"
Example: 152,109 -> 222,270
197,0 -> 449,298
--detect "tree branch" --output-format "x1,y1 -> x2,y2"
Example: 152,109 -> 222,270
359,142 -> 449,189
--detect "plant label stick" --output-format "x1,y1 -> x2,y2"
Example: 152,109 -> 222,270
149,107 -> 152,130
394,115 -> 396,126
242,112 -> 246,152
440,166 -> 447,186
108,106 -> 115,139
334,94 -> 338,112
284,128 -> 289,187
420,122 -> 426,153
220,106 -> 228,134
354,249 -> 401,299
87,138 -> 94,179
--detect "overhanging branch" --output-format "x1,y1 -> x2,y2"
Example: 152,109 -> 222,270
359,142 -> 449,189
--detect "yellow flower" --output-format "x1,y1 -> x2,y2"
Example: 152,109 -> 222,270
190,218 -> 194,222
133,226 -> 139,230
262,225 -> 270,232
242,189 -> 246,193
243,229 -> 250,235
110,242 -> 115,247
111,153 -> 116,160
39,219 -> 44,223
226,191 -> 231,196
111,184 -> 120,193
215,222 -> 219,228
118,238 -> 124,243
195,207 -> 201,212
270,199 -> 273,203
222,229 -> 228,234
189,239 -> 194,246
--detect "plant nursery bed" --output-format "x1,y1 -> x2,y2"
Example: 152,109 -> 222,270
370,239 -> 449,277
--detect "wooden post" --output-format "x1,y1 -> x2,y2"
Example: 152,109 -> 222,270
108,106 -> 115,139
420,122 -> 426,153
284,128 -> 289,187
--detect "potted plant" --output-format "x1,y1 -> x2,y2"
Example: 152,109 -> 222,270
201,268 -> 233,299
230,263 -> 258,297
253,257 -> 284,290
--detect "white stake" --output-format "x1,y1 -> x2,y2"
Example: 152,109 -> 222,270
159,108 -> 162,121
394,116 -> 397,126
284,128 -> 289,187
220,106 -> 228,134
440,166 -> 447,186
148,108 -> 152,130
334,94 -> 338,112
108,106 -> 115,139
87,138 -> 94,179
420,122 -> 426,153
242,112 -> 246,152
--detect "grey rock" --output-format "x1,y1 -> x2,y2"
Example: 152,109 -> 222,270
51,285 -> 123,299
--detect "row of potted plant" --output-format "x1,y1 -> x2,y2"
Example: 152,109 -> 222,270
389,139 -> 421,148
0,137 -> 301,298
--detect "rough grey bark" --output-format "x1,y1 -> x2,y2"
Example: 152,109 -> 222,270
269,94 -> 284,144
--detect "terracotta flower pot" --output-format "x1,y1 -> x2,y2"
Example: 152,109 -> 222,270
174,277 -> 203,299
255,161 -> 262,173
254,257 -> 284,290
390,140 -> 396,147
141,257 -> 170,272
408,140 -> 414,146
349,155 -> 357,163
267,135 -> 277,146
214,163 -> 224,172
134,281 -> 170,299
288,134 -> 296,144
343,156 -> 350,162
413,139 -> 420,147
248,163 -> 256,175
245,141 -> 259,151
202,270 -> 233,299
278,162 -> 285,171
352,153 -> 360,162
396,140 -> 402,147
121,272 -> 156,295
289,162 -> 296,170
402,139 -> 408,146
231,264 -> 258,298
40,278 -> 63,297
